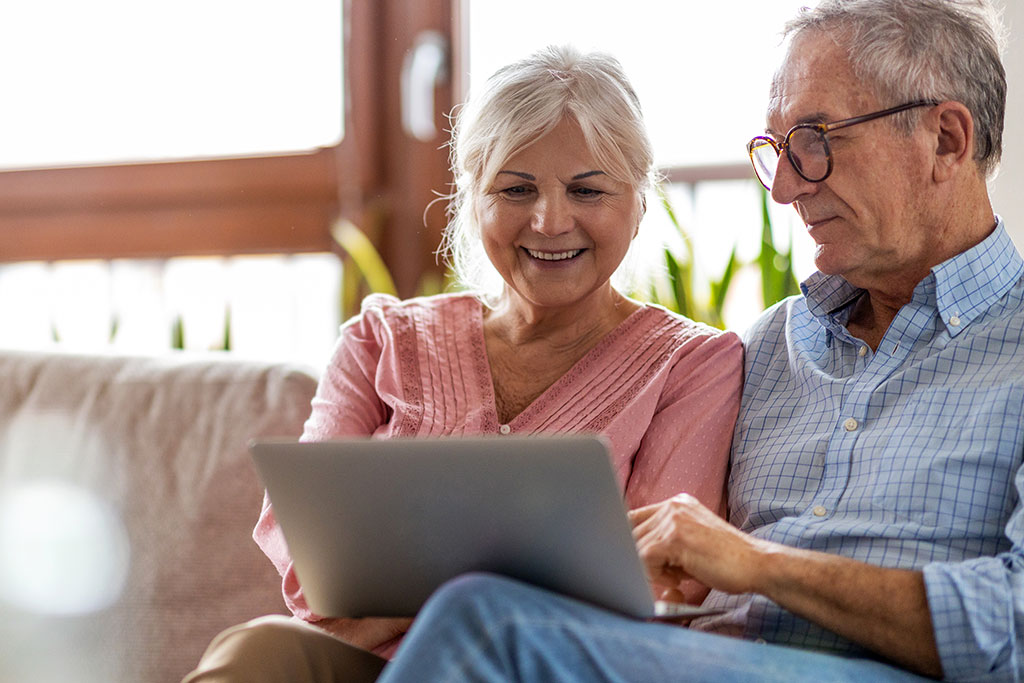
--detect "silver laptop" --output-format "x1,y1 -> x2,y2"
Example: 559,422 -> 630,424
250,435 -> 724,620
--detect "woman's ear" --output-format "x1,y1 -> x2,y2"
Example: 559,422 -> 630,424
931,101 -> 974,182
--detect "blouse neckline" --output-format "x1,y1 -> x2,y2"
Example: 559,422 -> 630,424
471,299 -> 656,428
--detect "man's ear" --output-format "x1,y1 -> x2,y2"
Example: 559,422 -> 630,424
931,101 -> 974,182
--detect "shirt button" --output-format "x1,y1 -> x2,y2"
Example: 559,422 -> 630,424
843,417 -> 859,432
949,315 -> 962,327
857,345 -> 867,357
812,505 -> 827,517
498,424 -> 511,435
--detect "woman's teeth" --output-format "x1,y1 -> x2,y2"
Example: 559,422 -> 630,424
526,248 -> 582,261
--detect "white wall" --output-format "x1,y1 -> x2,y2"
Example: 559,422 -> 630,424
989,0 -> 1023,246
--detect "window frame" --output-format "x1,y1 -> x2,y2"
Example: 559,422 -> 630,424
0,1 -> 761,298
0,0 -> 457,298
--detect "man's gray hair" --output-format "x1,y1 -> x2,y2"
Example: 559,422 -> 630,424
442,45 -> 655,297
778,0 -> 1007,178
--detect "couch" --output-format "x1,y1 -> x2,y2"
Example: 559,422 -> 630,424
0,349 -> 319,683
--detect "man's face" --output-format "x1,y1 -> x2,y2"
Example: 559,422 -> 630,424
766,31 -> 934,290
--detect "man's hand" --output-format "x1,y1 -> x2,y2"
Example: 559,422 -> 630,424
629,493 -> 942,677
629,493 -> 771,597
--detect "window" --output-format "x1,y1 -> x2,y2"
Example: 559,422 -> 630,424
0,0 -> 343,169
467,1 -> 808,168
0,0 -> 457,367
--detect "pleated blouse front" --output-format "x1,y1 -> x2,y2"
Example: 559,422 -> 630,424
256,291 -> 743,637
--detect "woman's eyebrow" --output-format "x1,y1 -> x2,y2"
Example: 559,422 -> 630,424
496,170 -> 606,181
497,170 -> 535,180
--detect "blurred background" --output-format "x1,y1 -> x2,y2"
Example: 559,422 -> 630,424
0,3 -> 1020,679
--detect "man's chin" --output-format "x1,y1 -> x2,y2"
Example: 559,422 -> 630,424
812,248 -> 845,276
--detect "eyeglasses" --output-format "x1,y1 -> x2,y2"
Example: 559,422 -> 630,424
747,100 -> 940,191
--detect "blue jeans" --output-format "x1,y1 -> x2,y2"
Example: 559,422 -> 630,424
377,574 -> 932,683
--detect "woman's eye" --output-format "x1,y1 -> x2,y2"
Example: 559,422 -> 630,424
572,186 -> 604,199
499,185 -> 531,198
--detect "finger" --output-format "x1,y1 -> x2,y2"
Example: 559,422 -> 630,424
656,586 -> 687,602
631,500 -> 679,539
647,560 -> 691,590
647,564 -> 691,596
630,492 -> 698,530
631,516 -> 652,541
627,502 -> 661,526
633,501 -> 683,545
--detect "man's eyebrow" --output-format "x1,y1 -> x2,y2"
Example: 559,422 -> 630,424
767,111 -> 833,136
796,111 -> 832,125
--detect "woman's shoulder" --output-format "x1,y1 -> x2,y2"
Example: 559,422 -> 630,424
634,303 -> 742,349
629,306 -> 743,391
356,291 -> 482,320
337,291 -> 483,352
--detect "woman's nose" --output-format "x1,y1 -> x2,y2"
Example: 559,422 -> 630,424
531,195 -> 574,236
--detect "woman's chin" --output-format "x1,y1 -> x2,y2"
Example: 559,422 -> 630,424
502,280 -> 611,314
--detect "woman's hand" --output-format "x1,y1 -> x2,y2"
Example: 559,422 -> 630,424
628,493 -> 771,597
315,616 -> 415,652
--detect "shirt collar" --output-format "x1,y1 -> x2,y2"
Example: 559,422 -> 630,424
800,217 -> 1023,338
930,217 -> 1023,335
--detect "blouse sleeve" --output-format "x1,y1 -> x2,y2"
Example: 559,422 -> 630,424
253,294 -> 397,622
623,328 -> 743,603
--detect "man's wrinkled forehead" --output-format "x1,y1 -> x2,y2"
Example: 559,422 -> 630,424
764,29 -> 867,134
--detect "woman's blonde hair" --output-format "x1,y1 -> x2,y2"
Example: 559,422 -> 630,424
441,45 -> 655,297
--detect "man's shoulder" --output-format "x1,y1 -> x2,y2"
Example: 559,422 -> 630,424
742,294 -> 812,349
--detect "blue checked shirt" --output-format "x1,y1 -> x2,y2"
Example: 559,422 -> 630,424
697,220 -> 1024,682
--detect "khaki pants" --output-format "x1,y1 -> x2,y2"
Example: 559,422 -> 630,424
182,615 -> 388,683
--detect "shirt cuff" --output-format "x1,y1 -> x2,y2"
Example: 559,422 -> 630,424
923,556 -> 1018,681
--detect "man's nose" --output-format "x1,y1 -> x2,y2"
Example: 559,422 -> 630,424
531,195 -> 574,236
770,152 -> 818,205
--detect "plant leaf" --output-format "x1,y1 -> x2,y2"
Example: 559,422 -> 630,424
710,246 -> 738,315
331,219 -> 399,297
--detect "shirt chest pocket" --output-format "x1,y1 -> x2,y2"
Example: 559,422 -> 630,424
858,384 -> 1024,532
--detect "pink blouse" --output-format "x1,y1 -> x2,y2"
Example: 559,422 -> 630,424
254,293 -> 742,654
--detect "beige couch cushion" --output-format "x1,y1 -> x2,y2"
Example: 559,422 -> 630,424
0,350 -> 318,682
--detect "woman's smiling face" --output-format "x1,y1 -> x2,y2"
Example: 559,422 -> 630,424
476,118 -> 643,313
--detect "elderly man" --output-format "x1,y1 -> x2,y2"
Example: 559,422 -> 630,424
373,1 -> 1024,681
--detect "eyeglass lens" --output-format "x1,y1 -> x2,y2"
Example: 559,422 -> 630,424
751,127 -> 830,190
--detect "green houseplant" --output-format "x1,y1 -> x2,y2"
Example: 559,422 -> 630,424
644,185 -> 799,327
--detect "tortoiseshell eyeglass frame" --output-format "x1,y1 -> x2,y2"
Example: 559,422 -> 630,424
747,100 -> 941,190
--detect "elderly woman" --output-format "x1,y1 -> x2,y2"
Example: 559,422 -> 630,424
183,45 -> 742,683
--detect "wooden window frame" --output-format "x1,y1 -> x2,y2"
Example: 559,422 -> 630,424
0,0 -> 458,299
0,1 -> 759,299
